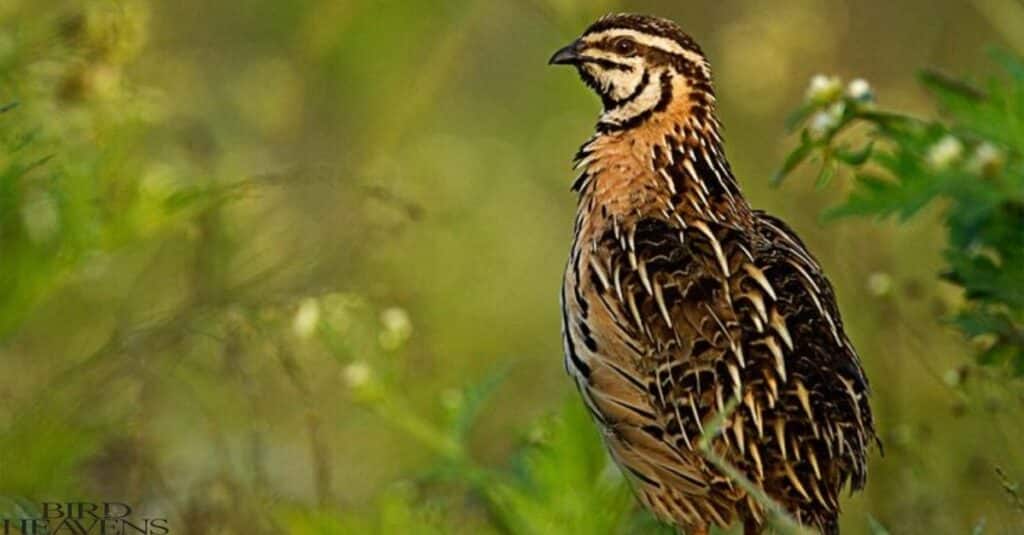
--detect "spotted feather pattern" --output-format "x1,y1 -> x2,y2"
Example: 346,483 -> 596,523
560,15 -> 877,535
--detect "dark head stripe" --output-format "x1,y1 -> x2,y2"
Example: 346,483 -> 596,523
584,13 -> 703,56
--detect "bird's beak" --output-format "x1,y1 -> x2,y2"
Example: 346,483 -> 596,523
548,40 -> 582,65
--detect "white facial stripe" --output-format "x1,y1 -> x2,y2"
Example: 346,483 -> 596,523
582,52 -> 646,101
586,28 -> 707,67
600,69 -> 663,126
605,68 -> 643,101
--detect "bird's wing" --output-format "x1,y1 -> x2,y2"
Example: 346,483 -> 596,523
567,210 -> 875,525
747,211 -> 875,491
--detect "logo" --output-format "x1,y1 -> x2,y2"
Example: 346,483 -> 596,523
1,502 -> 168,535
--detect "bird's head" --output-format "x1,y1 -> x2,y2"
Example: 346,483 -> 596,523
549,14 -> 714,130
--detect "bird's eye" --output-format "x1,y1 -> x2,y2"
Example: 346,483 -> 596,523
614,38 -> 637,55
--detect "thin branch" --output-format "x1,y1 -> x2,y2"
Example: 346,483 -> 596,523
996,466 -> 1024,515
275,342 -> 334,505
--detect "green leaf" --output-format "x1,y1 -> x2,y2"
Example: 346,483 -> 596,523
834,141 -> 875,166
447,363 -> 510,442
977,344 -> 1015,367
867,515 -> 893,535
484,400 -> 636,535
784,103 -> 816,132
815,159 -> 838,188
919,69 -> 986,102
772,134 -> 816,186
856,110 -> 921,133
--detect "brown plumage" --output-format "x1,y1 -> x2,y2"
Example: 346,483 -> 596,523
552,14 -> 877,535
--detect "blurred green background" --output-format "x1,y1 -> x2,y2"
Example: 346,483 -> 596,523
1,1 -> 1023,533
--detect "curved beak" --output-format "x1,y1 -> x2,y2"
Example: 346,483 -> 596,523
548,39 -> 582,65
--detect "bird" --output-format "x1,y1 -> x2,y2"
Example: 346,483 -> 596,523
551,13 -> 877,535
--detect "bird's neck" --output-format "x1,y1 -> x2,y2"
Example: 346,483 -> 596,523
574,77 -> 750,228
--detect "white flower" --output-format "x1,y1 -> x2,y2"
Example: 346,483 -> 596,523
968,142 -> 1004,176
292,297 -> 321,339
866,272 -> 893,297
808,110 -> 839,139
343,361 -> 373,389
927,135 -> 964,169
943,367 -> 964,388
846,78 -> 874,103
378,307 -> 412,350
381,307 -> 411,333
806,74 -> 842,104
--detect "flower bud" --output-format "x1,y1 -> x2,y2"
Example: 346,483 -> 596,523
292,297 -> 321,339
806,74 -> 843,105
379,307 -> 412,350
927,135 -> 964,170
808,110 -> 839,139
967,142 -> 1004,177
846,78 -> 874,103
343,361 -> 373,389
866,272 -> 893,297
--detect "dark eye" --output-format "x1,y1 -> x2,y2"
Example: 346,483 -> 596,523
614,38 -> 637,55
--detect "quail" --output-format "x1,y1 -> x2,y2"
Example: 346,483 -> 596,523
551,14 -> 877,535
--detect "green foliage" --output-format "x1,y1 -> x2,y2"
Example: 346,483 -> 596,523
292,296 -> 661,533
0,403 -> 105,498
276,486 -> 450,535
482,401 -> 638,535
332,360 -> 664,534
0,0 -> 204,340
776,54 -> 1024,377
0,0 -> 207,502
